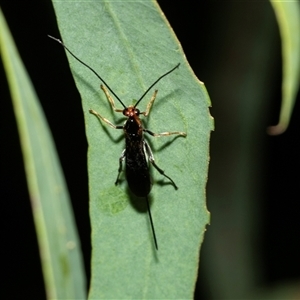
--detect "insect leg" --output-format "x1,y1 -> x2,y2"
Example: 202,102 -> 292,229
144,129 -> 187,137
144,140 -> 178,189
141,90 -> 158,117
115,149 -> 126,185
100,84 -> 124,112
89,109 -> 123,130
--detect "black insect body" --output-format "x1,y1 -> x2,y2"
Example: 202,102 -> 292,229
49,35 -> 186,250
124,120 -> 151,197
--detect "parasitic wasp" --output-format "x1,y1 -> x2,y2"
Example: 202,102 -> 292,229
49,35 -> 187,250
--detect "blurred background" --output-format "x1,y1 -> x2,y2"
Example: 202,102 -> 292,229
1,1 -> 299,299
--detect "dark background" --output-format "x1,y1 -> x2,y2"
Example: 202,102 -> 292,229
1,1 -> 299,299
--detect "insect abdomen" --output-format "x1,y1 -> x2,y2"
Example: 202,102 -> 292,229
125,140 -> 152,197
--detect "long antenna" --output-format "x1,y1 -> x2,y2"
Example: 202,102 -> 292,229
146,196 -> 158,250
48,35 -> 127,109
134,63 -> 180,108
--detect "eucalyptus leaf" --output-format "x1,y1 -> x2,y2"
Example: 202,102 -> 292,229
268,1 -> 300,134
51,0 -> 213,298
0,8 -> 86,300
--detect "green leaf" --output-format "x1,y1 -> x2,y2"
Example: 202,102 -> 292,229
51,0 -> 213,298
0,8 -> 86,299
268,1 -> 300,135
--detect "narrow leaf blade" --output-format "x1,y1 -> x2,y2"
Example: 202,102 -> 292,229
51,1 -> 213,298
0,8 -> 86,299
268,1 -> 300,135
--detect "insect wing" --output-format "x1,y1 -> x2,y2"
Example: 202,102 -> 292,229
125,139 -> 152,197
